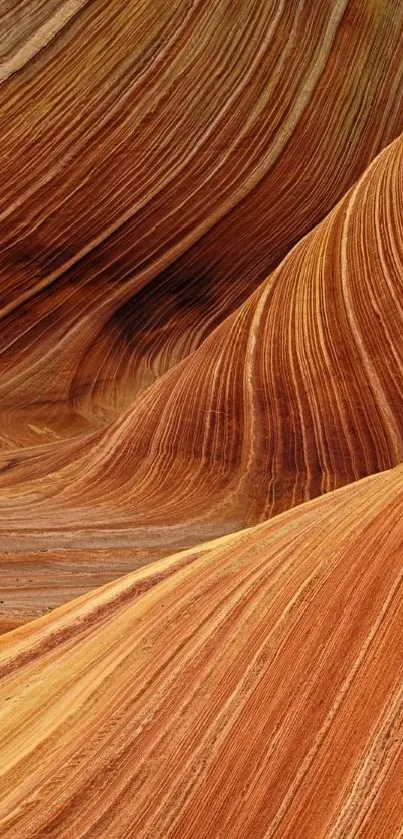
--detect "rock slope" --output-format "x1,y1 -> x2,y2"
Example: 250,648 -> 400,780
0,129 -> 402,622
1,466 -> 403,837
1,0 -> 403,445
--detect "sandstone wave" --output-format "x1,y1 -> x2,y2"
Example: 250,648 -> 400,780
1,3 -> 403,834
1,0 -> 403,445
1,466 -> 403,837
0,129 -> 402,623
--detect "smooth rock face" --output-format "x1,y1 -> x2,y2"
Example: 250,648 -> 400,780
1,131 -> 402,622
0,1 -> 403,836
1,466 -> 403,838
1,1 -> 403,440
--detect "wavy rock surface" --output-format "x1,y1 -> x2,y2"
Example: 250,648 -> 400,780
1,2 -> 403,830
1,0 -> 403,447
0,127 -> 402,622
1,466 -> 403,837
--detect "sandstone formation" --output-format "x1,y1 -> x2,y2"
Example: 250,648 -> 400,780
1,1 -> 403,445
1,2 -> 403,836
1,466 -> 403,837
0,129 -> 402,622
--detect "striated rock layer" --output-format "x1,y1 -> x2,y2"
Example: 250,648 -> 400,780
1,0 -> 403,445
1,466 -> 403,837
0,128 -> 402,622
1,1 -> 403,830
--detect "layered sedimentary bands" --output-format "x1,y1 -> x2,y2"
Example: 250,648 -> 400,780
1,467 -> 403,837
1,0 -> 403,438
1,117 -> 403,623
1,0 -> 403,835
